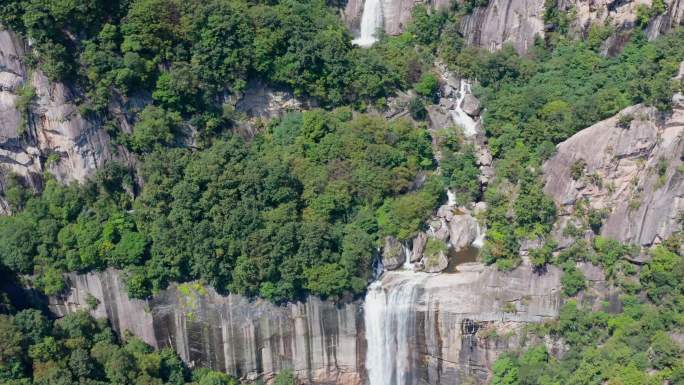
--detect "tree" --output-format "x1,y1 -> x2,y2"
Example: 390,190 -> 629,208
129,106 -> 181,153
273,370 -> 295,385
492,356 -> 520,385
561,262 -> 586,297
414,72 -> 439,101
0,216 -> 37,274
189,0 -> 253,94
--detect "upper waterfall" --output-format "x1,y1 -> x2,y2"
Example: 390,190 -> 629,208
352,0 -> 383,47
451,80 -> 478,137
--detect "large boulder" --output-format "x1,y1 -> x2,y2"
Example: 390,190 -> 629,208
411,232 -> 427,263
448,214 -> 480,252
422,238 -> 449,273
461,94 -> 481,116
382,236 -> 405,270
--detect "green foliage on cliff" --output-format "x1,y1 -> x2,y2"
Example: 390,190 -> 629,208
0,110 -> 436,301
491,236 -> 684,385
0,304 -> 239,385
1,0 -> 408,130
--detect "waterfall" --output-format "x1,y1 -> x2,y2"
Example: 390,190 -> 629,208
451,80 -> 478,137
364,275 -> 423,385
352,0 -> 383,47
402,242 -> 417,271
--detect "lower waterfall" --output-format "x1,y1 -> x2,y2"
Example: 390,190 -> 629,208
352,0 -> 383,47
364,273 -> 424,385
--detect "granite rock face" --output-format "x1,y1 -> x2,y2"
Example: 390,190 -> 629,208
382,235 -> 406,270
448,213 -> 480,252
459,0 -> 546,54
344,0 -> 683,54
377,264 -> 562,384
0,29 -> 129,207
50,270 -> 365,385
50,265 -> 562,385
543,97 -> 684,246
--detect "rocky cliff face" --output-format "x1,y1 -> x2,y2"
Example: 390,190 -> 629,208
459,0 -> 546,54
50,269 -> 365,385
543,81 -> 684,246
49,264 -> 562,384
344,0 -> 683,54
0,29 -> 132,213
377,264 -> 562,384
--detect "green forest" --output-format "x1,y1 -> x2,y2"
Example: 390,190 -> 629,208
0,0 -> 683,384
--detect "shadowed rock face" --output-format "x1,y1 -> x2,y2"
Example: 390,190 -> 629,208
543,95 -> 684,246
49,264 -> 562,385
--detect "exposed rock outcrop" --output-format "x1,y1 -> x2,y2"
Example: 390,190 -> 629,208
344,0 -> 683,54
380,265 -> 562,384
382,236 -> 406,270
49,264 -> 562,385
422,243 -> 449,272
460,0 -> 546,54
448,212 -> 481,252
543,98 -> 684,246
0,29 -> 129,203
50,270 -> 365,385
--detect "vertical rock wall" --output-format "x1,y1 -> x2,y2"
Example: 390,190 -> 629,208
49,264 -> 563,385
50,269 -> 366,385
377,264 -> 562,384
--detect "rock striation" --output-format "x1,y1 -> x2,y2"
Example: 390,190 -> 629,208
50,269 -> 365,385
377,264 -> 562,384
344,0 -> 683,54
543,97 -> 684,246
49,264 -> 562,385
459,0 -> 546,54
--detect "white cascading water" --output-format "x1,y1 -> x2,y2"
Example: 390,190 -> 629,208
451,80 -> 478,137
402,242 -> 417,270
364,275 -> 423,385
352,0 -> 383,47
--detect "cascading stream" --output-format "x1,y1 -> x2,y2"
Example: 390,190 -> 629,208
352,0 -> 383,47
364,274 -> 424,385
451,80 -> 478,137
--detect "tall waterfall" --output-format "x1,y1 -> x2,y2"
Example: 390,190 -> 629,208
364,274 -> 423,385
352,0 -> 383,47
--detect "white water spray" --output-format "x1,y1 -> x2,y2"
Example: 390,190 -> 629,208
472,223 -> 486,248
402,242 -> 418,271
352,0 -> 383,47
364,275 -> 423,385
451,80 -> 478,137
